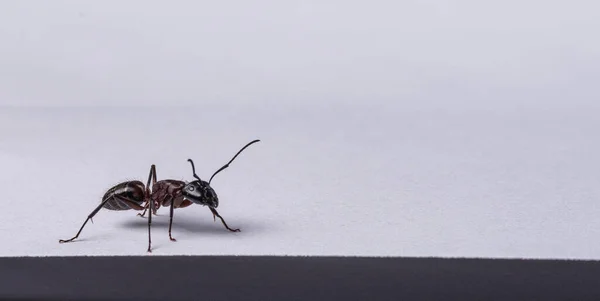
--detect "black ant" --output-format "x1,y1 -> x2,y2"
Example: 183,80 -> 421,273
59,139 -> 260,252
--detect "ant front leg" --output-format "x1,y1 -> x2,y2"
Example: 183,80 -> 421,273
209,207 -> 241,232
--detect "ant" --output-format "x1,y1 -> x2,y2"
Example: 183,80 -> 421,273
59,139 -> 260,252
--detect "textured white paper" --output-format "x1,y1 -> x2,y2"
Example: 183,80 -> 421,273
0,106 -> 598,259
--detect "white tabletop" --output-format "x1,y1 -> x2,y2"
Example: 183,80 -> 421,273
0,105 -> 597,259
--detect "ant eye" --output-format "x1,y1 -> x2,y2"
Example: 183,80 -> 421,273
188,186 -> 195,191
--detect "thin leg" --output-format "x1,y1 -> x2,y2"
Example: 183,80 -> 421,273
146,188 -> 152,252
146,165 -> 157,253
59,196 -> 113,243
148,164 -> 157,187
137,202 -> 159,218
149,165 -> 159,216
209,207 -> 241,232
137,205 -> 149,217
168,196 -> 176,241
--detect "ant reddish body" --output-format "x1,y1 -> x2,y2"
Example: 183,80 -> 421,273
59,139 -> 260,252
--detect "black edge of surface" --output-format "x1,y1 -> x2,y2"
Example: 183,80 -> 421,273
1,256 -> 599,301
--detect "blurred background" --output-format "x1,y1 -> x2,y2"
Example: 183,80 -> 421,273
1,0 -> 598,110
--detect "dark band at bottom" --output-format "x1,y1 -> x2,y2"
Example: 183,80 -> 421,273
1,256 -> 599,301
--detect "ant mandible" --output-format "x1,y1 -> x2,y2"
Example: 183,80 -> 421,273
59,139 -> 260,252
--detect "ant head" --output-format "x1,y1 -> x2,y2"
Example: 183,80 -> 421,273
184,158 -> 219,208
182,179 -> 219,208
183,139 -> 260,208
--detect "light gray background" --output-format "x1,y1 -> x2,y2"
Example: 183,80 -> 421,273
1,0 -> 599,109
0,1 -> 599,259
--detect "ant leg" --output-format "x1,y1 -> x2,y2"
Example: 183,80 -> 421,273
209,207 -> 241,232
146,165 -> 157,253
59,199 -> 109,243
168,196 -> 176,241
147,198 -> 152,252
147,164 -> 160,216
137,201 -> 159,218
148,164 -> 157,187
137,203 -> 149,217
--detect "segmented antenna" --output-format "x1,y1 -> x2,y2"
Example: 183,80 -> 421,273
209,139 -> 260,184
187,159 -> 202,181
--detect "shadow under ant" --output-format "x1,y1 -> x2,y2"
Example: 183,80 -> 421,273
119,212 -> 268,236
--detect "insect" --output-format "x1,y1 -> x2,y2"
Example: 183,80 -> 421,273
59,139 -> 260,252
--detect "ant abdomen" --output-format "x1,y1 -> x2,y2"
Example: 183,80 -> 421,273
102,181 -> 146,211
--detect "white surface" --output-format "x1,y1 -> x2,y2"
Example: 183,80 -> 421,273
0,105 -> 599,259
1,1 -> 599,258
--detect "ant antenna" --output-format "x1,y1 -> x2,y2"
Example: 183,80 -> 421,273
209,139 -> 260,184
187,159 -> 202,181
